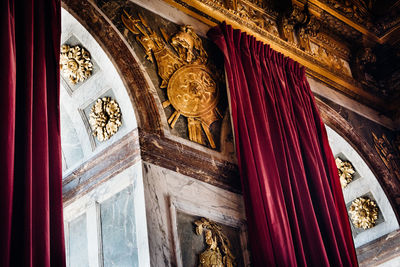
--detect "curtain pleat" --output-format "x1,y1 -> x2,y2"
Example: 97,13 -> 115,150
0,0 -> 65,266
208,23 -> 358,267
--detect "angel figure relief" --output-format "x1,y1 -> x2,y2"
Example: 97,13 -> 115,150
122,10 -> 222,148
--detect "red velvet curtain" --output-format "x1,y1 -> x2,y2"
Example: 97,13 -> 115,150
208,23 -> 358,266
0,0 -> 66,266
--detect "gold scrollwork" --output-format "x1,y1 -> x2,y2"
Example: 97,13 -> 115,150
335,157 -> 355,188
89,97 -> 122,142
348,197 -> 379,229
60,44 -> 93,84
194,218 -> 236,267
122,10 -> 221,148
372,132 -> 400,181
316,46 -> 350,76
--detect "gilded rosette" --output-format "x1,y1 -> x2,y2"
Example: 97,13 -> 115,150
60,44 -> 93,84
335,157 -> 355,188
89,97 -> 122,142
348,197 -> 379,229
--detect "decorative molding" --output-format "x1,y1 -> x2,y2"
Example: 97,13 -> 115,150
357,229 -> 400,266
162,0 -> 393,117
139,130 -> 241,193
60,44 -> 93,84
372,132 -> 400,182
89,97 -> 122,142
62,130 -> 140,205
349,197 -> 379,229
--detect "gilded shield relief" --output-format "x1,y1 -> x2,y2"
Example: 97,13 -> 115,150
121,10 -> 224,149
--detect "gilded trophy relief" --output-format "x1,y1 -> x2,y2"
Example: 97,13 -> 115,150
121,11 -> 223,148
194,218 -> 236,267
175,212 -> 245,267
95,0 -> 228,150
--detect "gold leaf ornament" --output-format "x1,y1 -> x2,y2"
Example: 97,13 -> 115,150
122,11 -> 222,148
89,97 -> 122,142
194,218 -> 236,267
60,44 -> 93,84
335,157 -> 355,188
348,197 -> 379,229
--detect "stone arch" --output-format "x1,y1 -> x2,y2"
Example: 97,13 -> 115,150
61,0 -> 163,135
316,98 -> 400,223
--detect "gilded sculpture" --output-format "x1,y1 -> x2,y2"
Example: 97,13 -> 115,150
122,10 -> 221,148
60,44 -> 93,84
348,197 -> 379,229
89,97 -> 122,142
335,157 -> 355,188
194,218 -> 236,267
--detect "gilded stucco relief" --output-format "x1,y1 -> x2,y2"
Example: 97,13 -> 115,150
121,10 -> 222,148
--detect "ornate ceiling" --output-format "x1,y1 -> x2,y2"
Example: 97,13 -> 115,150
163,0 -> 400,126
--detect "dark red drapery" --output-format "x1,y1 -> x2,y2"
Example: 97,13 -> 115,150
208,23 -> 358,266
0,0 -> 66,266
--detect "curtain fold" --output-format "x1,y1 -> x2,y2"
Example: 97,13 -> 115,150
208,23 -> 358,267
0,0 -> 65,266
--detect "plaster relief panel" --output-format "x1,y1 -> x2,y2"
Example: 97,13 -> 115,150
95,0 -> 230,151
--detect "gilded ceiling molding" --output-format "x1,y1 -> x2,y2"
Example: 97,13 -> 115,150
335,157 -> 355,188
162,0 -> 389,115
349,197 -> 379,229
60,44 -> 93,84
89,97 -> 122,142
194,217 -> 236,267
121,10 -> 222,148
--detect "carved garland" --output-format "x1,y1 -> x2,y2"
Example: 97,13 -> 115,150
335,157 -> 355,188
89,97 -> 122,142
122,11 -> 221,148
60,44 -> 93,84
348,197 -> 379,229
194,218 -> 236,267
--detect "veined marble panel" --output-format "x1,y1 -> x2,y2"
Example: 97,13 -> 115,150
142,162 -> 249,267
63,162 -> 150,267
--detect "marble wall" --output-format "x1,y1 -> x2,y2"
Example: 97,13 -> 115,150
63,163 -> 150,267
142,162 -> 250,267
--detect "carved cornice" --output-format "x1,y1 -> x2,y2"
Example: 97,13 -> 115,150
163,0 -> 394,118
